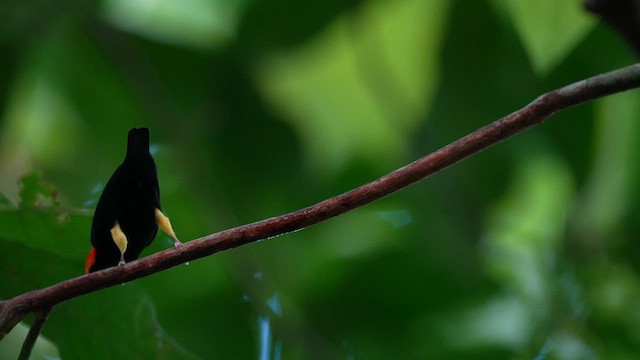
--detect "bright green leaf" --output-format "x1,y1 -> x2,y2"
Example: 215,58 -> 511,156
256,0 -> 450,176
492,0 -> 596,75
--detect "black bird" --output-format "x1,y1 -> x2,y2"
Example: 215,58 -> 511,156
85,127 -> 180,273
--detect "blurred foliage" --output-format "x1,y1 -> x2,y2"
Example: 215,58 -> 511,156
0,0 -> 639,359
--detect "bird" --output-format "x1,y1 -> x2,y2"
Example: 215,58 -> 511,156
85,127 -> 181,273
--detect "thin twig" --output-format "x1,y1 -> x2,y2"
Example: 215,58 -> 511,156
1,63 -> 640,340
18,306 -> 53,360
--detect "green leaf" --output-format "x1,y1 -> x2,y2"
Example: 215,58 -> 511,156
256,0 -> 451,176
18,171 -> 59,209
1,171 -> 88,260
492,0 -> 596,76
0,173 -> 196,359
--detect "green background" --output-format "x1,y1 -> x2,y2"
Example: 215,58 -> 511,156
1,0 -> 639,359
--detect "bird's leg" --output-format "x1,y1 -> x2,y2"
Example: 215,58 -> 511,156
110,221 -> 128,266
155,208 -> 182,247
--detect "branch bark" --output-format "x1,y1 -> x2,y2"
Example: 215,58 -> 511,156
2,63 -> 640,340
17,306 -> 52,360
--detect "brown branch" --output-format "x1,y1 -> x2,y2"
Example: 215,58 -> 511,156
1,63 -> 640,340
18,306 -> 53,360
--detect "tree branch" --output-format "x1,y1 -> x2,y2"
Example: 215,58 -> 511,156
2,63 -> 640,340
17,306 -> 53,360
